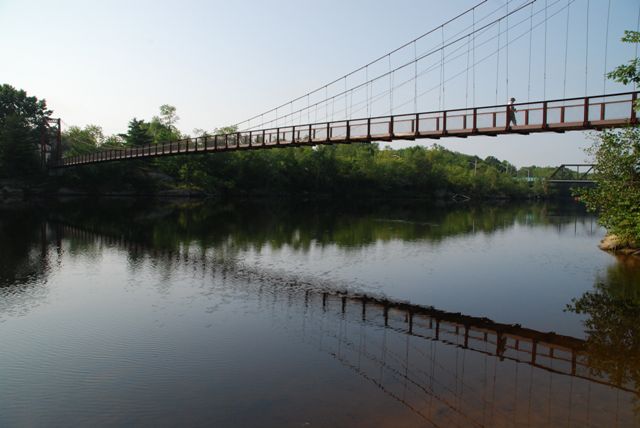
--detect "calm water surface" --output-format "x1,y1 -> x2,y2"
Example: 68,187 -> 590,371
0,199 -> 638,427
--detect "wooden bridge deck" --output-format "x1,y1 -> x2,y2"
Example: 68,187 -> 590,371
53,91 -> 638,168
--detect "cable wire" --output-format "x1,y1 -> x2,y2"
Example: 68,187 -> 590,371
603,0 -> 611,94
585,0 -> 590,96
233,1 -> 488,129
242,0 -> 537,131
562,0 -> 570,98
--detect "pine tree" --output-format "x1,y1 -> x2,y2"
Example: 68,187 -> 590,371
125,118 -> 152,147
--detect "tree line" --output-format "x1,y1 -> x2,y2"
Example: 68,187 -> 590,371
0,83 -> 572,199
47,102 -> 562,199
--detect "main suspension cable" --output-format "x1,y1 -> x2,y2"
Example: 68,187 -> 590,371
233,1 -> 488,129
240,0 -> 537,131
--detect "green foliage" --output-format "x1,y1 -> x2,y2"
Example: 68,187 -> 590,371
214,125 -> 238,135
59,106 -> 551,199
607,31 -> 640,85
0,84 -> 51,177
577,128 -> 640,247
577,31 -> 640,248
0,84 -> 51,129
607,31 -> 640,111
62,125 -> 104,157
125,118 -> 153,146
0,114 -> 40,177
148,104 -> 181,144
148,142 -> 538,199
566,256 -> 640,391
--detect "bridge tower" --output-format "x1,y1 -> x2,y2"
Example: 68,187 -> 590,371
40,118 -> 61,169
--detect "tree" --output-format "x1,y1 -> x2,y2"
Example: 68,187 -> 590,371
607,31 -> 640,110
0,114 -> 39,176
125,118 -> 152,146
148,105 -> 181,144
0,84 -> 51,177
0,84 -> 51,129
577,31 -> 640,249
62,125 -> 104,157
158,104 -> 179,129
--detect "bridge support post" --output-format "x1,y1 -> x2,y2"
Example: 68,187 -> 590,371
505,104 -> 510,131
583,97 -> 590,128
442,111 -> 447,135
472,108 -> 478,133
464,325 -> 469,348
531,340 -> 537,364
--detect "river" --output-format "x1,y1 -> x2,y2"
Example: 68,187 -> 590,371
0,199 -> 638,427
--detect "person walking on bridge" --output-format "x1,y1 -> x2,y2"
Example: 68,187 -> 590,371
508,97 -> 518,127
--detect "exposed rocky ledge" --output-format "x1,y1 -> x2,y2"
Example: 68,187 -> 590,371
599,234 -> 640,256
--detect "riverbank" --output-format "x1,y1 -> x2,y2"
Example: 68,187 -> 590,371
1,176 -> 555,205
599,234 -> 640,256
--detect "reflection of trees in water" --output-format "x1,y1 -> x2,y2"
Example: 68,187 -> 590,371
567,256 -> 640,398
5,198 -> 636,425
0,206 -> 55,319
55,220 -> 640,425
0,207 -> 54,288
1,198 -> 600,289
46,198 -> 597,258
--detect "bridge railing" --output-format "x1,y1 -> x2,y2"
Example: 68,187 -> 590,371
55,91 -> 638,167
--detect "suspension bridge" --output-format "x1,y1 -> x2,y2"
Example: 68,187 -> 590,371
42,0 -> 640,169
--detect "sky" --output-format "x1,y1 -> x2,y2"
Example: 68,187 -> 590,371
1,0 -> 639,167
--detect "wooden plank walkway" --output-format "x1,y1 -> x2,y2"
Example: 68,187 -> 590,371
53,91 -> 638,168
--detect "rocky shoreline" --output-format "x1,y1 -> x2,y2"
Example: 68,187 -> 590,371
599,234 -> 640,256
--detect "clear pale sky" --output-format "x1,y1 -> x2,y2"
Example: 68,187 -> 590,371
1,0 -> 638,166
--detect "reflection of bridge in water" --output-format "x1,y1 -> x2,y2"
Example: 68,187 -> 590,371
53,222 -> 638,427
